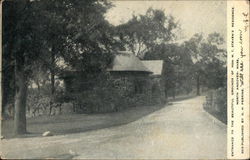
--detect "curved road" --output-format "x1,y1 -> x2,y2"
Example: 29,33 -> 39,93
1,96 -> 227,159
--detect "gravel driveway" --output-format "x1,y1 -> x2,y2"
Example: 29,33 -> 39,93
0,96 -> 226,159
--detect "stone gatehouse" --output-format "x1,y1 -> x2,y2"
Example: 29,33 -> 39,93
60,51 -> 165,113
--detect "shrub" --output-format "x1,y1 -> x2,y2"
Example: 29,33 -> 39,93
26,87 -> 71,117
215,87 -> 227,114
70,76 -> 159,113
204,86 -> 227,123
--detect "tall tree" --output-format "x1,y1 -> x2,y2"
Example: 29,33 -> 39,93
3,0 -> 45,134
3,0 -> 116,135
184,33 -> 226,95
116,8 -> 179,58
144,43 -> 193,99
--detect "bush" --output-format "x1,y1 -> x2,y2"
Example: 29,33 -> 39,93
70,76 -> 159,113
215,87 -> 227,114
204,86 -> 227,123
26,87 -> 71,117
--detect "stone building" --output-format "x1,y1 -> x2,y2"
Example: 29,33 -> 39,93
108,51 -> 165,104
60,51 -> 165,113
142,60 -> 165,104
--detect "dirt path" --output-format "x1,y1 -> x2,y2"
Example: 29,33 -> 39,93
0,96 -> 226,159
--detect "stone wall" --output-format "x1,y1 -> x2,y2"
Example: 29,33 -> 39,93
63,72 -> 165,113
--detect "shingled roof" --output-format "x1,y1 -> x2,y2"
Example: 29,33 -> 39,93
141,60 -> 164,76
108,51 -> 152,73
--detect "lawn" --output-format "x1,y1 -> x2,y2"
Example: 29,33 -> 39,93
2,103 -> 165,139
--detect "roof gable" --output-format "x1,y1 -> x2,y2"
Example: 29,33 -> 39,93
108,51 -> 152,73
141,60 -> 164,76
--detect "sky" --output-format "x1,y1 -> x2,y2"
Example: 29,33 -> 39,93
105,1 -> 227,43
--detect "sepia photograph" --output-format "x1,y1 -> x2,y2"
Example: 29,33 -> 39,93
0,0 -> 232,159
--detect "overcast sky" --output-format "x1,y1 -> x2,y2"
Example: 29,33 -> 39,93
105,1 -> 227,43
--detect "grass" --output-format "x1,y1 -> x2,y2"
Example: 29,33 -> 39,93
2,103 -> 165,139
204,107 -> 227,124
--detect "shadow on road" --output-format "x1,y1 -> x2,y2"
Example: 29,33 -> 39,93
168,94 -> 197,102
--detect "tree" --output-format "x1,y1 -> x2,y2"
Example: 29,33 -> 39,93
116,8 -> 179,58
46,0 -> 118,72
144,32 -> 226,98
144,43 -> 193,99
2,41 -> 15,119
184,33 -> 226,95
3,0 -> 117,135
3,0 -> 45,134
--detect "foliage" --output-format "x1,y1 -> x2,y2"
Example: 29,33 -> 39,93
204,87 -> 227,123
143,32 -> 226,98
144,43 -> 193,98
70,75 -> 158,113
2,0 -> 117,135
26,84 -> 72,117
116,8 -> 179,58
39,0 -> 119,73
183,33 -> 226,94
2,0 -> 227,135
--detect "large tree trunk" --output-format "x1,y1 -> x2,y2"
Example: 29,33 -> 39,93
2,76 -> 9,119
196,74 -> 200,96
51,70 -> 55,94
49,47 -> 56,115
14,68 -> 28,135
2,15 -> 15,119
51,48 -> 55,95
49,69 -> 55,115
